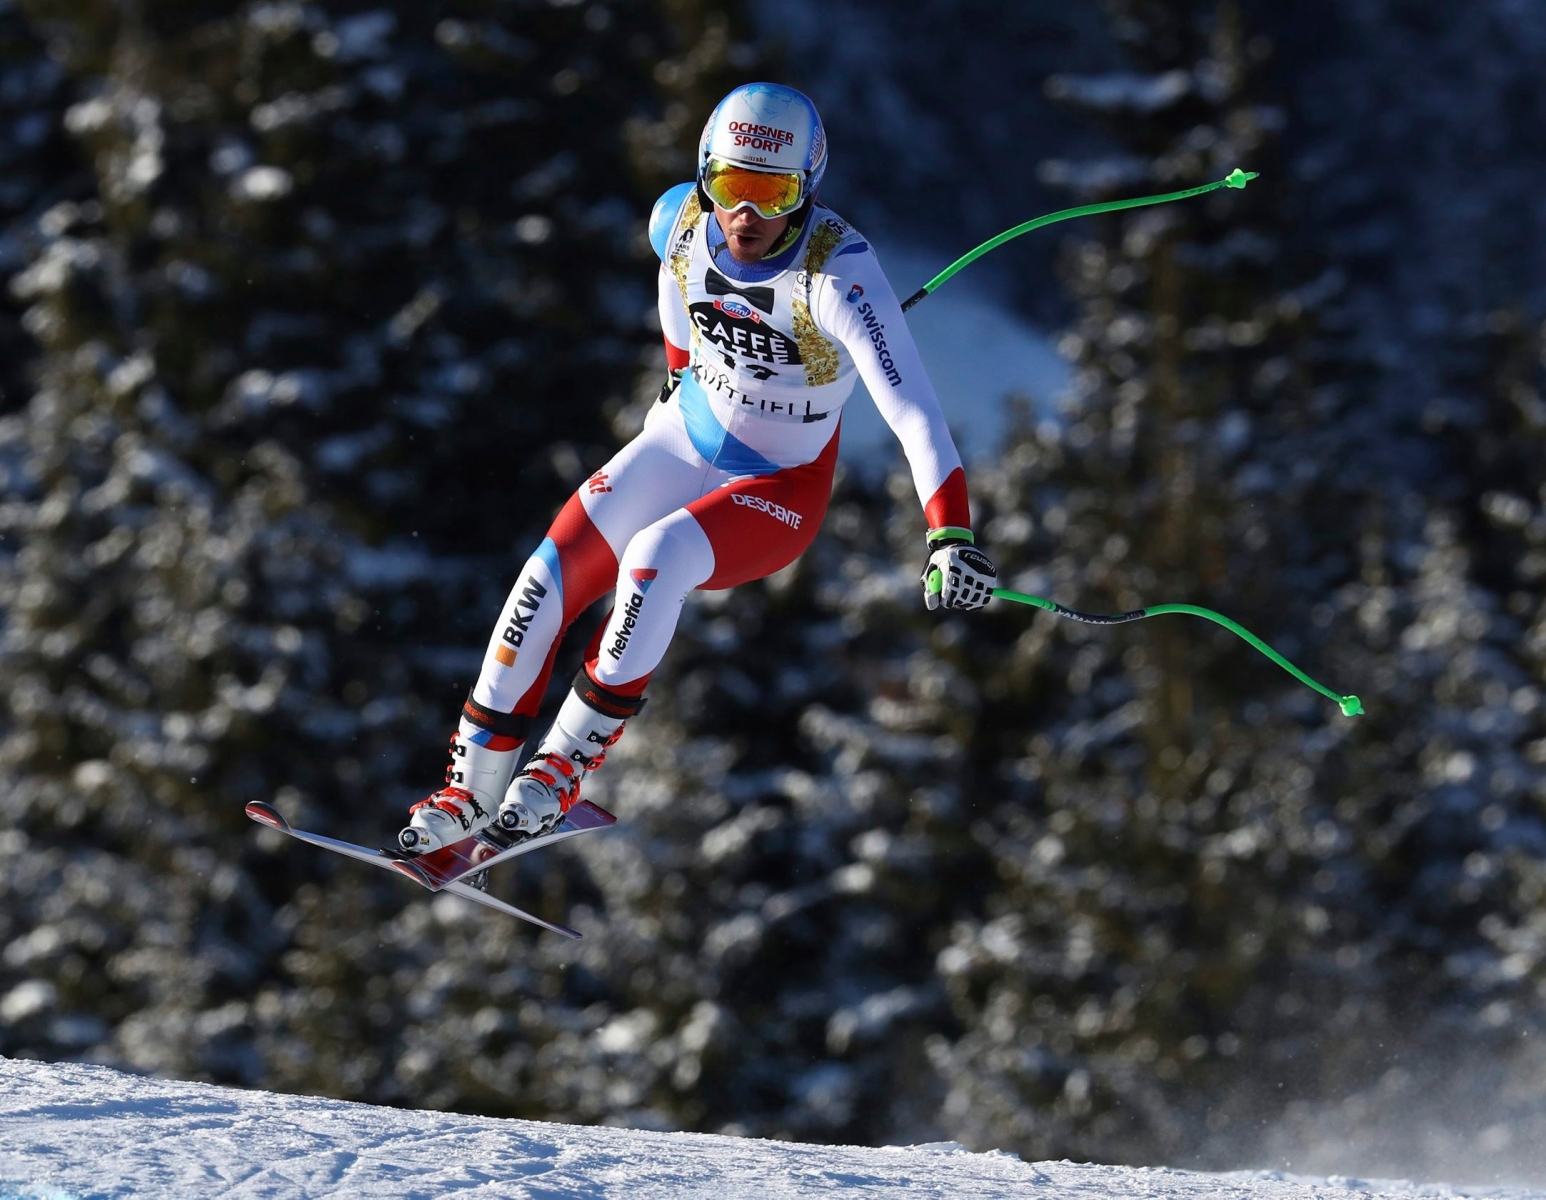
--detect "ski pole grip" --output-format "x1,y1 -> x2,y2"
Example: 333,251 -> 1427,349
927,568 -> 943,596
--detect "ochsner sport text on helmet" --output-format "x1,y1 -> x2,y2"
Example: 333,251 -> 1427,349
698,83 -> 827,193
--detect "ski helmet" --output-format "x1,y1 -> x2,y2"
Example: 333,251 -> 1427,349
697,83 -> 827,219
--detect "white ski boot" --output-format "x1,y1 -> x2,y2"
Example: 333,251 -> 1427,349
498,673 -> 643,836
399,699 -> 531,853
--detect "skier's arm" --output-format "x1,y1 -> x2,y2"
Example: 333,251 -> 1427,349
817,250 -> 969,532
818,247 -> 996,611
657,265 -> 691,374
648,183 -> 696,377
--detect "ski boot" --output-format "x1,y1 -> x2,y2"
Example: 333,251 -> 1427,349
399,698 -> 531,853
497,672 -> 644,837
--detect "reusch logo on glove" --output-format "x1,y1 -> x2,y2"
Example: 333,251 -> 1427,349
959,547 -> 996,575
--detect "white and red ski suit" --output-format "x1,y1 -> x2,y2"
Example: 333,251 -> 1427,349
458,187 -> 974,750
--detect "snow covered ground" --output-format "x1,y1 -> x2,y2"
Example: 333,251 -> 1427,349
1,1058 -> 1540,1200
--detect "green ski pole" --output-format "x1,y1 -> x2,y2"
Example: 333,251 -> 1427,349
906,167 -> 1362,714
926,570 -> 1362,718
900,168 -> 1257,312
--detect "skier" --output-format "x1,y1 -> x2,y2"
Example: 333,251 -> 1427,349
400,82 -> 999,853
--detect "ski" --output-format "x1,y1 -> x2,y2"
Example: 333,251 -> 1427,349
438,878 -> 582,938
244,799 -> 617,938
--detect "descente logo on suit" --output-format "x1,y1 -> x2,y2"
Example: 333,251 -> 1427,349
732,493 -> 803,529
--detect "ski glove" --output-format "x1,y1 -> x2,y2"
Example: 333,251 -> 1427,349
922,529 -> 997,611
657,366 -> 686,405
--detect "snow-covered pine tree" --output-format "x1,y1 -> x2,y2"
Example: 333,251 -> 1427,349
0,4 -> 75,411
1253,311 -> 1546,1179
0,0 -> 665,1090
921,0 -> 1391,1165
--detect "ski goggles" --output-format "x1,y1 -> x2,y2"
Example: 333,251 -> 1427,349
701,157 -> 807,219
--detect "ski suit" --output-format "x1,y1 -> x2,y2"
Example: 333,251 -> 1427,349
459,184 -> 973,749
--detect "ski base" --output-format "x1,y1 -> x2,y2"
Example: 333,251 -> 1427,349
244,799 -> 617,938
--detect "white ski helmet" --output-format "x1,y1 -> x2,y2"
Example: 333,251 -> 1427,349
697,82 -> 827,217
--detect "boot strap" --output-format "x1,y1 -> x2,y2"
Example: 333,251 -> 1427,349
461,693 -> 534,740
571,669 -> 648,719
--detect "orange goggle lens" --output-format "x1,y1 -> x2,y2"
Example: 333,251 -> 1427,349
702,160 -> 805,218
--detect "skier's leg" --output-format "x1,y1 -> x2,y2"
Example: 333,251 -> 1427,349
498,509 -> 715,832
402,495 -> 620,850
465,402 -> 711,725
500,428 -> 840,832
403,409 -> 710,851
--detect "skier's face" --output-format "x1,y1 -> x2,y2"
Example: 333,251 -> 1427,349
713,204 -> 790,264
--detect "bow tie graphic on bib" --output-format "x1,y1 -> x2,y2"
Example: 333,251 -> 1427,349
704,269 -> 775,315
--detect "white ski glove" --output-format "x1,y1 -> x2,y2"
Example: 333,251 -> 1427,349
921,529 -> 997,611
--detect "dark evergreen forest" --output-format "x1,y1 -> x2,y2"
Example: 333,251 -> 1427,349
2,0 -> 1544,1183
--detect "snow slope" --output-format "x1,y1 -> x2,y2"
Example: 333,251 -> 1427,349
0,1058 -> 1539,1200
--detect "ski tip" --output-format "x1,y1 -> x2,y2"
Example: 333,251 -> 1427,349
245,800 -> 291,833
